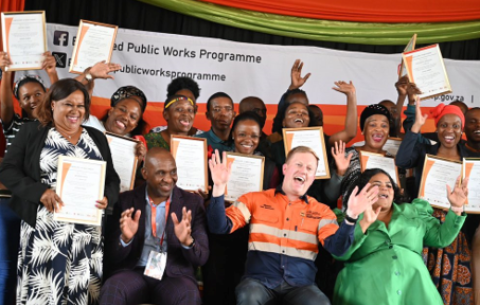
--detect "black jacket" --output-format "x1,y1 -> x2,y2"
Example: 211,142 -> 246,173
0,121 -> 120,227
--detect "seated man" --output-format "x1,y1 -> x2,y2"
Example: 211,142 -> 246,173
206,146 -> 378,305
100,148 -> 209,305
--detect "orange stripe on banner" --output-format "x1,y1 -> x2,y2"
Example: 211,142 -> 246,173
89,97 -> 441,146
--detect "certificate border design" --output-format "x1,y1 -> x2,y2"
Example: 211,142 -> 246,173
170,135 -> 209,193
53,155 -> 106,226
105,132 -> 140,192
282,126 -> 330,179
224,152 -> 265,202
462,157 -> 480,214
1,10 -> 47,72
358,149 -> 400,188
69,19 -> 118,74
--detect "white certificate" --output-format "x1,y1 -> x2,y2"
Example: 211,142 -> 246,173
353,138 -> 402,157
283,127 -> 330,179
403,44 -> 452,100
1,11 -> 46,71
106,132 -> 139,193
419,155 -> 461,210
54,156 -> 106,226
462,158 -> 480,214
359,151 -> 400,186
225,153 -> 264,202
69,20 -> 118,74
171,136 -> 208,192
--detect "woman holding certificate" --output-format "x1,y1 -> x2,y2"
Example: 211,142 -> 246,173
333,169 -> 468,305
396,100 -> 479,303
0,79 -> 120,305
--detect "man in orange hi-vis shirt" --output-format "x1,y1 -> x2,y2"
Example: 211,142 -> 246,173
206,146 -> 379,305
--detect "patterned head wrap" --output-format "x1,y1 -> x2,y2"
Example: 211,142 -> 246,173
360,104 -> 391,132
164,95 -> 194,110
110,86 -> 148,112
13,74 -> 46,100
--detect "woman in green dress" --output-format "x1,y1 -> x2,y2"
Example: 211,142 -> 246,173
333,169 -> 468,305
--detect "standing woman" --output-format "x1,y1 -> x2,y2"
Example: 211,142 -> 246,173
144,95 -> 196,150
0,79 -> 120,304
396,100 -> 479,304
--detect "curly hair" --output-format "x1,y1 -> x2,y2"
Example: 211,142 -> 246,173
166,77 -> 201,101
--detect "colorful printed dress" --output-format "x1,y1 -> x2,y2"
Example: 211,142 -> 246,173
17,128 -> 104,305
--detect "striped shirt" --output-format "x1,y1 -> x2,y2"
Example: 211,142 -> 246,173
2,114 -> 33,154
207,185 -> 356,288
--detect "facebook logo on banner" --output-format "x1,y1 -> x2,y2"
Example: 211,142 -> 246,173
52,52 -> 67,68
53,31 -> 69,46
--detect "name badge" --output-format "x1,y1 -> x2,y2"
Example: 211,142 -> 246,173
144,250 -> 167,280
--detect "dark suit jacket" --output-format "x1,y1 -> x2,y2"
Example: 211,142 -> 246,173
0,121 -> 120,227
104,185 -> 209,283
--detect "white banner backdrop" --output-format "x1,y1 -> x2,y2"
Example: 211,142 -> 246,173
28,23 -> 480,107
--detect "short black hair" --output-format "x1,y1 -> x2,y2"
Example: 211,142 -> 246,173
228,111 -> 262,145
167,77 -> 200,100
272,101 -> 315,133
206,92 -> 233,112
285,89 -> 307,103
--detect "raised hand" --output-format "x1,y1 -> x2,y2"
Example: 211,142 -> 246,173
209,150 -> 232,197
40,189 -> 64,212
395,75 -> 409,97
407,82 -> 422,105
412,96 -> 427,133
447,176 -> 468,215
171,206 -> 194,247
332,81 -> 356,97
288,59 -> 311,90
42,51 -> 57,74
331,141 -> 353,176
0,52 -> 12,72
89,61 -> 122,80
358,203 -> 381,233
346,183 -> 379,218
120,207 -> 141,243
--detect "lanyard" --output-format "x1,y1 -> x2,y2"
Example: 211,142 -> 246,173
149,197 -> 171,249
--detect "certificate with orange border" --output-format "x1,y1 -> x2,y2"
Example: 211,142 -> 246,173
171,136 -> 208,193
225,152 -> 264,202
402,44 -> 451,100
358,150 -> 400,187
462,158 -> 480,214
106,132 -> 139,193
282,127 -> 330,179
69,20 -> 118,74
1,11 -> 46,71
418,155 -> 461,211
54,156 -> 106,226
398,34 -> 417,79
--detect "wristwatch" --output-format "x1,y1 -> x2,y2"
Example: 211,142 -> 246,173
85,72 -> 93,83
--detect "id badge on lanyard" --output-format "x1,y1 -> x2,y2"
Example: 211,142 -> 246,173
144,197 -> 170,280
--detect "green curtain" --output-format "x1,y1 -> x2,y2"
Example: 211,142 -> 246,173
139,0 -> 480,45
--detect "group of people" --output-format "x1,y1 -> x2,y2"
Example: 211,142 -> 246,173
0,49 -> 478,305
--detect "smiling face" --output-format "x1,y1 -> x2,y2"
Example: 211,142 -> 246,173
437,114 -> 462,149
282,151 -> 317,199
105,98 -> 142,136
368,173 -> 394,211
233,119 -> 261,155
283,102 -> 310,128
363,114 -> 389,150
142,149 -> 178,201
164,99 -> 195,134
51,90 -> 85,133
465,109 -> 480,144
18,82 -> 45,119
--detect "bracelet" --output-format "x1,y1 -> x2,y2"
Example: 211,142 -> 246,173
344,213 -> 358,224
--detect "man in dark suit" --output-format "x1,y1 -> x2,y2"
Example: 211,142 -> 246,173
100,148 -> 209,305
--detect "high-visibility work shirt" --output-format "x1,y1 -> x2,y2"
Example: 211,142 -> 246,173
207,186 -> 356,288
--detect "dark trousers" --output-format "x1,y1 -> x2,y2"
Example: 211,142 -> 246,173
0,198 -> 20,305
236,278 -> 331,305
99,268 -> 201,305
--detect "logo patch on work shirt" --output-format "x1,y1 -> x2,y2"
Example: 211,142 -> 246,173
306,211 -> 322,219
260,204 -> 275,210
